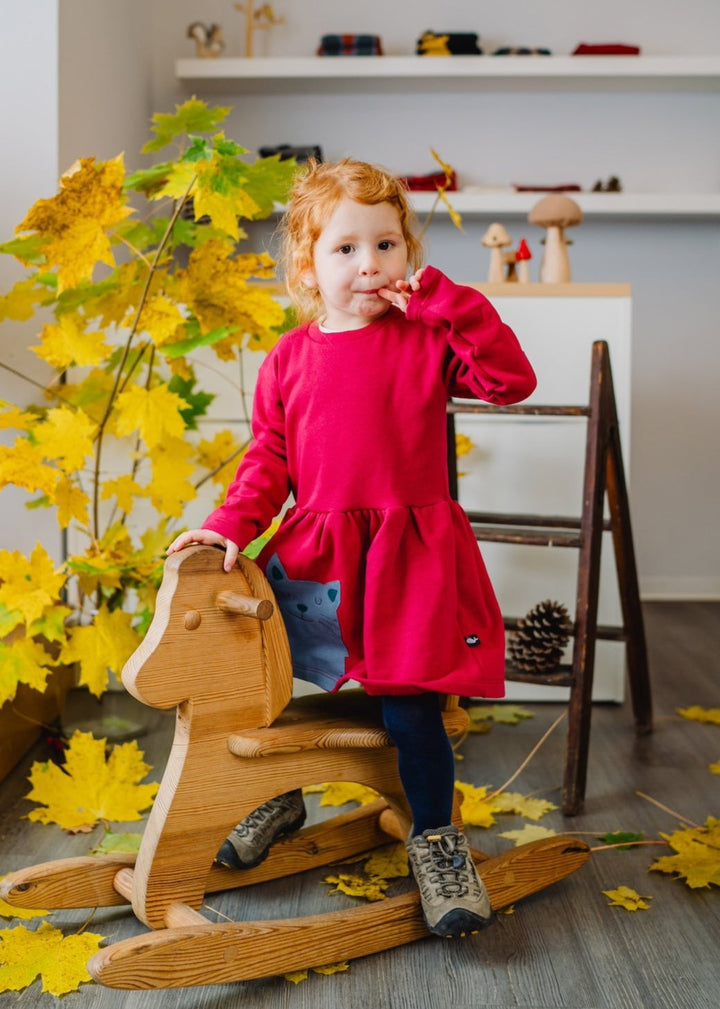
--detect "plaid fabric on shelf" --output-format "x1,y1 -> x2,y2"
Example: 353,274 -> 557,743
317,34 -> 383,56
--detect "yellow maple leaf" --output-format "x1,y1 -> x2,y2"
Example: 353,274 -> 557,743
324,872 -> 390,902
709,760 -> 720,775
0,877 -> 47,920
60,606 -> 141,697
677,705 -> 720,725
136,294 -> 186,347
602,885 -> 652,911
0,403 -> 35,431
193,174 -> 261,240
34,406 -> 95,474
0,438 -> 58,497
0,637 -> 53,707
284,962 -> 349,984
0,544 -> 66,628
54,476 -> 90,529
0,921 -> 104,995
455,432 -> 474,458
649,817 -> 720,888
454,780 -> 502,828
101,474 -> 148,515
25,729 -> 158,831
33,314 -> 112,368
498,824 -> 558,847
146,438 -> 196,518
17,156 -> 132,292
0,276 -> 45,322
467,704 -> 535,726
492,792 -> 559,820
361,843 -> 409,880
176,241 -> 283,351
305,781 -> 381,808
197,429 -> 246,491
113,383 -> 186,448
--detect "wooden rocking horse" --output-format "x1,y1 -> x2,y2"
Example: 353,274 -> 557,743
1,546 -> 590,989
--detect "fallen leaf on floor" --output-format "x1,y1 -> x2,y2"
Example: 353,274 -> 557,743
0,921 -> 104,995
324,872 -> 389,902
649,816 -> 720,888
467,704 -> 535,726
0,877 -> 47,920
90,830 -> 143,855
304,781 -> 380,807
455,781 -> 503,828
498,824 -> 557,846
602,885 -> 652,910
24,730 -> 158,831
598,831 -> 645,850
676,705 -> 720,725
284,961 -> 349,983
361,843 -> 409,880
492,791 -> 558,820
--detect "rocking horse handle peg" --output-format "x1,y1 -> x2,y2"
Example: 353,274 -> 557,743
216,589 -> 274,621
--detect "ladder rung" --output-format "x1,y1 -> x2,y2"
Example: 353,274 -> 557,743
448,403 -> 590,417
466,511 -> 612,533
505,663 -> 574,687
471,525 -> 583,547
503,618 -> 628,643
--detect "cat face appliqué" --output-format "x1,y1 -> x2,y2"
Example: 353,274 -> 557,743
266,554 -> 349,691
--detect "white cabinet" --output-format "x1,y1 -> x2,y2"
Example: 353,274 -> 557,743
454,283 -> 632,702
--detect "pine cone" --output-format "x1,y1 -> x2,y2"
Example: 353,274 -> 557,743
508,600 -> 573,674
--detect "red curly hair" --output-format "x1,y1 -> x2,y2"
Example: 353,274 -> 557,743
278,158 -> 424,322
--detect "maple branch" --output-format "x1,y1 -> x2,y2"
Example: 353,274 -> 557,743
485,709 -> 568,803
195,438 -> 252,491
91,178 -> 196,538
590,840 -> 668,853
635,791 -> 702,828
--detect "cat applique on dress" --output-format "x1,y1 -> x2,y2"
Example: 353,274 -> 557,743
265,554 -> 349,690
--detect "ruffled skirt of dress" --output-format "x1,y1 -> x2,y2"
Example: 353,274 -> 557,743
257,500 -> 506,699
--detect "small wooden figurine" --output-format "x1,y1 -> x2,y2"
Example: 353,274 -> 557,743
481,222 -> 512,283
186,22 -> 225,59
234,2 -> 284,57
528,194 -> 583,283
515,238 -> 532,283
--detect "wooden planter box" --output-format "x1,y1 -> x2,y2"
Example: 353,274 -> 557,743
0,665 -> 76,782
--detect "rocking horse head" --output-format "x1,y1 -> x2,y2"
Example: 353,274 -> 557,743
121,545 -> 292,731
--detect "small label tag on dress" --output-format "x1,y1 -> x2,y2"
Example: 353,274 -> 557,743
464,634 -> 481,647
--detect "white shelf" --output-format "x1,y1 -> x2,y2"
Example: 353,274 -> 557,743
410,190 -> 720,218
176,55 -> 720,220
176,55 -> 720,88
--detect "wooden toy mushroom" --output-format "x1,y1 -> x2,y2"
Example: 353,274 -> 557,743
481,222 -> 512,283
528,194 -> 583,282
515,238 -> 532,283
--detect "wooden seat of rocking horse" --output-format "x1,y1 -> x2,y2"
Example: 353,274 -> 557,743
0,546 -> 590,990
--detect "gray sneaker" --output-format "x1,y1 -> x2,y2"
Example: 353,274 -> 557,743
216,789 -> 306,869
405,825 -> 493,937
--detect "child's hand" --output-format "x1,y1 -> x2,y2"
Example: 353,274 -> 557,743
166,529 -> 240,572
378,268 -> 424,313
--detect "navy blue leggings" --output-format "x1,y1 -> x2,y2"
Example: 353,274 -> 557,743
379,693 -> 455,835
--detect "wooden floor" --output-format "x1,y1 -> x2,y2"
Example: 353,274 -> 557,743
1,601 -> 718,1009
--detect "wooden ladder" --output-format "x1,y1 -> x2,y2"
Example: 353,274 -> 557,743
447,339 -> 653,815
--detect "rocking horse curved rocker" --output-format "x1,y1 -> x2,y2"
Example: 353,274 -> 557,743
1,546 -> 589,989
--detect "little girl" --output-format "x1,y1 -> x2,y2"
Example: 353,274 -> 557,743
167,158 -> 536,938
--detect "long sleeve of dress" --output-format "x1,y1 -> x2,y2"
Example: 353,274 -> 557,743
202,351 -> 291,549
405,265 -> 537,404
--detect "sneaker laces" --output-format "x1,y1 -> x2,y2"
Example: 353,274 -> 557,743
232,799 -> 281,838
422,832 -> 472,898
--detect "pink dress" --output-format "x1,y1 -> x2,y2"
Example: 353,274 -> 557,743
203,266 -> 536,697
